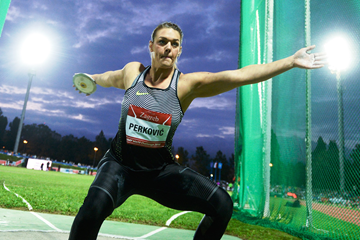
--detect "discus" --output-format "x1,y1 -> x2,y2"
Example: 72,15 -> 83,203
72,73 -> 97,95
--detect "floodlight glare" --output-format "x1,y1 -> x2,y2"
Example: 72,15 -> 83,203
20,33 -> 51,66
324,36 -> 351,72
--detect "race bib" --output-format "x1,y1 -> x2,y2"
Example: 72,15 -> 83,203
126,104 -> 172,148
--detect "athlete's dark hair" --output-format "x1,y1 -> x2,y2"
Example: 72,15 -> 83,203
151,22 -> 183,44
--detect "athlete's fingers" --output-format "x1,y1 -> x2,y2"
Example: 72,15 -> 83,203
305,45 -> 316,53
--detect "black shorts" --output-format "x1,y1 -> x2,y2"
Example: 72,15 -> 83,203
91,150 -> 224,215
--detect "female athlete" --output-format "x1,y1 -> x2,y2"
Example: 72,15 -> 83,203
69,22 -> 325,240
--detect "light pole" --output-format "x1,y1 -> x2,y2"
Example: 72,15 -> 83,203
93,147 -> 98,168
14,33 -> 51,153
336,71 -> 345,193
14,70 -> 35,153
325,36 -> 352,193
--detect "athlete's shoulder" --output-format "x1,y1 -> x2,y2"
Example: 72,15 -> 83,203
123,62 -> 147,89
123,62 -> 146,73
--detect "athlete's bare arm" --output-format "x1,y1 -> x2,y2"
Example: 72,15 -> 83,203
178,45 -> 326,111
91,62 -> 146,90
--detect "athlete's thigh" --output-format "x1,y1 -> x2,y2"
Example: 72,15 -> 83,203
91,152 -> 135,208
142,164 -> 219,215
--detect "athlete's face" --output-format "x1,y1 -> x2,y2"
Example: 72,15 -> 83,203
149,28 -> 182,68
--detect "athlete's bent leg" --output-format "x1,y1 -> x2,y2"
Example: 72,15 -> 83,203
69,152 -> 134,240
69,187 -> 114,240
193,187 -> 233,240
141,164 -> 233,240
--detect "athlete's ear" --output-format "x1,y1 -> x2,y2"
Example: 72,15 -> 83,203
149,40 -> 154,53
178,46 -> 182,57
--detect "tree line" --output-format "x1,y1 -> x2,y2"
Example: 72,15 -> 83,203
0,109 -> 234,182
270,129 -> 360,192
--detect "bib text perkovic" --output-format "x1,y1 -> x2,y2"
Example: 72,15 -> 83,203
126,104 -> 172,148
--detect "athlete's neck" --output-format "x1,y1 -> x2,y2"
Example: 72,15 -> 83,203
148,65 -> 175,85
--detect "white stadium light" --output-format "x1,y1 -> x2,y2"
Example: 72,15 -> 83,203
20,33 -> 51,66
324,35 -> 352,72
14,32 -> 52,153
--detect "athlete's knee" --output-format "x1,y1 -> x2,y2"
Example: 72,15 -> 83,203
69,188 -> 114,240
78,187 -> 114,222
210,187 -> 233,220
193,189 -> 233,240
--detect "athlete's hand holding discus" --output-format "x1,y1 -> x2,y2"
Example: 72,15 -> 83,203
73,73 -> 97,96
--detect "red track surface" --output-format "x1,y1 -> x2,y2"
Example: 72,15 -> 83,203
301,201 -> 360,226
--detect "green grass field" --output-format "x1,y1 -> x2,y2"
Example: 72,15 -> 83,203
266,197 -> 360,239
0,166 -> 303,240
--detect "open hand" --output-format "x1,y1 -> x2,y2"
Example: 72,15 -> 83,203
293,45 -> 327,69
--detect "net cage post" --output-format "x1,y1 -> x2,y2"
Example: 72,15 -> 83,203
235,0 -> 265,212
234,0 -> 273,217
262,0 -> 274,219
0,0 -> 11,37
304,0 -> 313,228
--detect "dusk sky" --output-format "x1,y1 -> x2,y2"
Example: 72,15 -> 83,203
0,0 -> 240,157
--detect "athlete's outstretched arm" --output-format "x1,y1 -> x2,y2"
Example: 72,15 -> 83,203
183,45 -> 326,99
91,69 -> 125,89
90,62 -> 145,90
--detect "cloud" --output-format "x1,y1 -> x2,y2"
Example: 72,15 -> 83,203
5,6 -> 22,22
72,2 -> 122,48
125,1 -> 204,32
219,126 -> 234,135
195,126 -> 234,139
131,45 -> 148,55
206,51 -> 231,62
33,2 -> 48,11
72,96 -> 123,109
180,118 -> 196,127
0,100 -> 65,119
0,85 -> 26,95
0,85 -> 75,100
68,113 -> 94,122
196,133 -> 225,139
178,49 -> 234,68
0,98 -> 95,123
5,2 -> 48,23
188,96 -> 234,110
0,101 -> 23,111
0,84 -> 122,124
70,0 -> 227,48
73,26 -> 118,48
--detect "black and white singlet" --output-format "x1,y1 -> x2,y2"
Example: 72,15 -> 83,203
110,66 -> 184,171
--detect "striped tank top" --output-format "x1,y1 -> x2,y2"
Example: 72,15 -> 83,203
110,66 -> 184,171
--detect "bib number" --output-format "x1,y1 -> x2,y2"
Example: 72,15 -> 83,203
126,104 -> 172,148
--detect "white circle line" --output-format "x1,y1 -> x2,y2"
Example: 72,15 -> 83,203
2,181 -> 33,211
166,211 -> 192,226
30,212 -> 62,232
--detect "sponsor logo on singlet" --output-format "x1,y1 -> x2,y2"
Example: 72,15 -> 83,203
136,91 -> 149,96
126,104 -> 172,148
